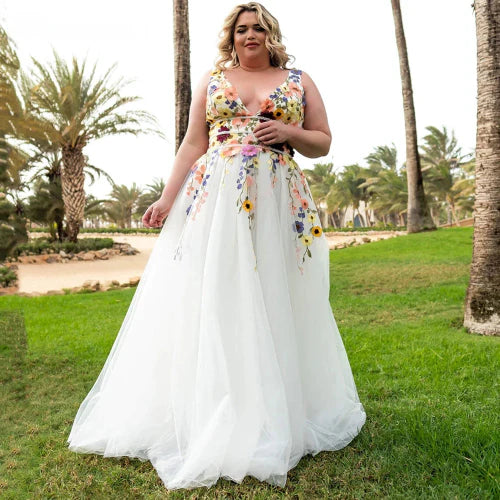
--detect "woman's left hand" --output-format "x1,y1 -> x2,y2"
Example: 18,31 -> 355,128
253,120 -> 290,145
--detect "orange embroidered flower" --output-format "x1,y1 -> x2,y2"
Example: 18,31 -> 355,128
232,117 -> 251,128
301,198 -> 309,209
260,98 -> 275,113
194,164 -> 206,184
243,199 -> 253,211
224,86 -> 238,100
273,108 -> 285,119
311,225 -> 322,237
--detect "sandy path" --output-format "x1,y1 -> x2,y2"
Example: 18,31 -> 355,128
16,232 -> 403,294
17,235 -> 157,294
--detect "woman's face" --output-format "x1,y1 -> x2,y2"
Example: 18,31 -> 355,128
233,10 -> 269,62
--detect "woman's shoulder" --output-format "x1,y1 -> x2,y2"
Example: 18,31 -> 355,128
291,69 -> 317,92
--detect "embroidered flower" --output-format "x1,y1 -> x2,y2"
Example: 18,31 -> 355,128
260,98 -> 275,113
301,235 -> 313,246
294,220 -> 304,233
242,145 -> 258,157
273,108 -> 285,119
224,86 -> 238,100
311,225 -> 322,237
243,199 -> 253,211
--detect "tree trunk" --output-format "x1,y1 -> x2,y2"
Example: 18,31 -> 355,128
464,0 -> 500,336
319,206 -> 328,228
61,144 -> 85,242
173,0 -> 191,153
391,0 -> 435,233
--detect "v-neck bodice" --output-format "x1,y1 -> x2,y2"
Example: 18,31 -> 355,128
205,67 -> 305,157
220,69 -> 293,116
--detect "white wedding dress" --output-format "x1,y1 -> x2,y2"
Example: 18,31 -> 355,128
67,67 -> 366,490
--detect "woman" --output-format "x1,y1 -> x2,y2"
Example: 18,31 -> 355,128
67,2 -> 366,491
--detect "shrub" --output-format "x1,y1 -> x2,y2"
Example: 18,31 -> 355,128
29,227 -> 161,235
13,237 -> 114,256
0,265 -> 17,287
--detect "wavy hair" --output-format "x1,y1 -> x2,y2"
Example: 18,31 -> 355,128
214,2 -> 295,70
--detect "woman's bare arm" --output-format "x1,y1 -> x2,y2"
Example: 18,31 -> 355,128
143,69 -> 212,228
253,70 -> 332,158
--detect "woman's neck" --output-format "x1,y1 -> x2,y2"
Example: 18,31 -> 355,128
237,60 -> 272,72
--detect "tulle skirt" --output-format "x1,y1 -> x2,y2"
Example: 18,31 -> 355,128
67,147 -> 366,490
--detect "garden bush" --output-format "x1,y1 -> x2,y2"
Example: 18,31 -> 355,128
13,237 -> 114,256
29,227 -> 161,235
0,265 -> 17,287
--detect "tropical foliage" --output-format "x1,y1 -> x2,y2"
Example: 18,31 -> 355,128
304,128 -> 474,229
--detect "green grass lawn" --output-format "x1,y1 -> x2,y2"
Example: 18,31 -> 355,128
0,227 -> 498,499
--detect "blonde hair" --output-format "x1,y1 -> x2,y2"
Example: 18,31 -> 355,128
214,2 -> 295,70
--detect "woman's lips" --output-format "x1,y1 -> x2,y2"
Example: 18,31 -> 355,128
246,43 -> 258,47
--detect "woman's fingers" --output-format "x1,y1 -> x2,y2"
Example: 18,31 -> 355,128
142,206 -> 153,227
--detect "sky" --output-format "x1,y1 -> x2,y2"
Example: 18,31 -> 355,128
1,0 -> 477,199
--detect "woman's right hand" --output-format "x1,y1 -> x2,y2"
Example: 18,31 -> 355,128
142,197 -> 173,228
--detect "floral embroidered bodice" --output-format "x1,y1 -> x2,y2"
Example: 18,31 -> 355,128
176,67 -> 325,274
206,68 -> 306,157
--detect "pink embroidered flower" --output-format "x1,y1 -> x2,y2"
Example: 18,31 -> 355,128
301,198 -> 309,209
194,164 -> 206,184
232,117 -> 251,128
242,145 -> 259,157
224,86 -> 238,100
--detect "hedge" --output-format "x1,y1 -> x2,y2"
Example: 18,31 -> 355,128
13,238 -> 114,257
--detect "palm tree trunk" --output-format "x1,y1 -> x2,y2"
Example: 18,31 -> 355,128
173,0 -> 191,153
464,0 -> 500,336
61,145 -> 85,242
391,0 -> 435,233
0,133 -> 8,183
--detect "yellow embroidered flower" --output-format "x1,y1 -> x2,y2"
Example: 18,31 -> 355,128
219,106 -> 232,118
243,199 -> 253,211
213,90 -> 227,104
311,225 -> 322,237
253,157 -> 260,168
307,213 -> 316,223
273,108 -> 285,119
301,235 -> 313,246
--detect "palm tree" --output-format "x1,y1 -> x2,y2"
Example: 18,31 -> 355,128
303,163 -> 335,227
359,167 -> 408,226
173,0 -> 191,152
25,177 -> 64,240
84,194 -> 108,228
26,51 -> 163,241
362,144 -> 399,224
136,177 -> 166,217
420,126 -> 474,225
104,183 -> 143,228
464,0 -> 500,336
390,0 -> 435,232
0,26 -> 29,258
335,164 -> 369,227
452,157 -> 475,218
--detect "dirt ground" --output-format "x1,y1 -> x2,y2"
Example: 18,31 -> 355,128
16,232 -> 403,294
